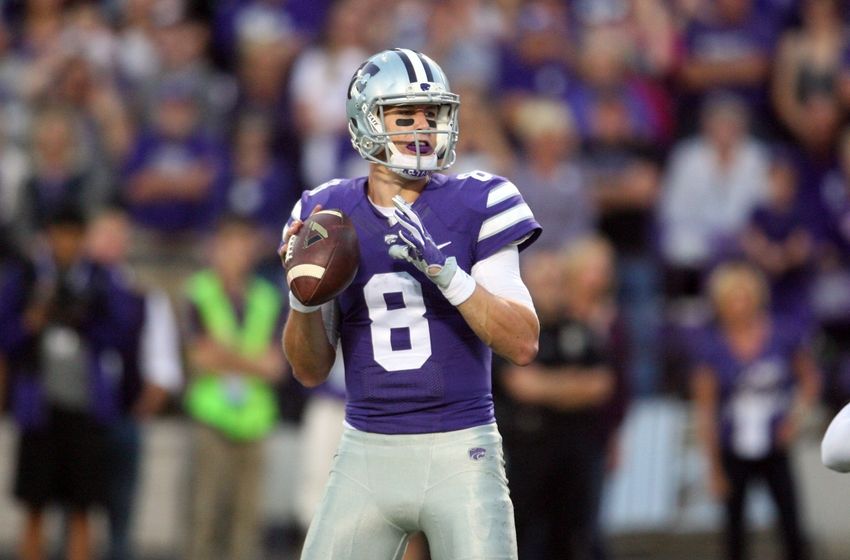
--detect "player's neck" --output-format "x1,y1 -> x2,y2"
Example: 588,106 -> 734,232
367,164 -> 430,206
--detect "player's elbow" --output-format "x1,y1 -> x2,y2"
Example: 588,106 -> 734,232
292,367 -> 330,388
508,338 -> 539,367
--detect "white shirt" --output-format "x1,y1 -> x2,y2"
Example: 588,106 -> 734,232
660,137 -> 769,266
140,290 -> 183,393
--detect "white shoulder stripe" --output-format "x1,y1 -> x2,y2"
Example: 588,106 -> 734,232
486,181 -> 520,208
399,48 -> 428,82
314,209 -> 343,218
478,203 -> 534,242
290,200 -> 303,222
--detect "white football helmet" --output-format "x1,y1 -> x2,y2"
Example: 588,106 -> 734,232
346,49 -> 460,179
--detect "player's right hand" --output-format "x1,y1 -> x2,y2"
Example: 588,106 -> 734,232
389,195 -> 457,289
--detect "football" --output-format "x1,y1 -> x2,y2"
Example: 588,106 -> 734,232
284,209 -> 360,307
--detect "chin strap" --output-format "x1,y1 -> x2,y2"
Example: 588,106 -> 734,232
389,166 -> 432,179
384,136 -> 439,178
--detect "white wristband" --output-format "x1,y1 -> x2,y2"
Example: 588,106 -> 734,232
439,267 -> 476,306
289,292 -> 321,313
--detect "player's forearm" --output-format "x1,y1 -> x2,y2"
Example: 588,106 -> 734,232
822,402 -> 850,472
457,286 -> 539,366
283,311 -> 335,387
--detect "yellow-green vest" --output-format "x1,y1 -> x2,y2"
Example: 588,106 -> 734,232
184,270 -> 281,441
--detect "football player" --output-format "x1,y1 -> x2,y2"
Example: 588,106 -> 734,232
280,48 -> 541,559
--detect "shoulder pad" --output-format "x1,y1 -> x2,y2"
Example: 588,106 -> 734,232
450,170 -> 541,259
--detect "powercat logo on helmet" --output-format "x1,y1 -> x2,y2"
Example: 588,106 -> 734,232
348,61 -> 381,99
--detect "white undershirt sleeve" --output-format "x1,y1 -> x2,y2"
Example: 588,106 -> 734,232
822,402 -> 850,473
470,244 -> 536,313
140,290 -> 184,393
321,300 -> 341,347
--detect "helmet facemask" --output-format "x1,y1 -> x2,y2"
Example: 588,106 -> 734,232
350,94 -> 459,179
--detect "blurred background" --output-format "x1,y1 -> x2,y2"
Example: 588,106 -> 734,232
2,0 -> 850,559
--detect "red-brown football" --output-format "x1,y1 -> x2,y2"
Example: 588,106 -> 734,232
284,209 -> 360,307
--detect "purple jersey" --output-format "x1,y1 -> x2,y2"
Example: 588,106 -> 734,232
286,171 -> 541,434
691,320 -> 804,458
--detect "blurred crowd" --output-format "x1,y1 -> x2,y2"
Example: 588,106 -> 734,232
2,0 -> 850,558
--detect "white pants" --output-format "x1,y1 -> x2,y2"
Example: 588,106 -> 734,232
300,423 -> 518,560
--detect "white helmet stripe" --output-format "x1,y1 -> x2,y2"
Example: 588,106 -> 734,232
398,48 -> 429,83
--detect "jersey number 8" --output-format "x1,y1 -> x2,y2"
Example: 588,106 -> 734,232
364,272 -> 432,371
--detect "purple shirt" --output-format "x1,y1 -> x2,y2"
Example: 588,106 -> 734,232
567,81 -> 659,143
682,15 -> 777,109
819,169 -> 850,256
214,160 -> 300,238
287,172 -> 541,434
691,320 -> 803,458
0,259 -> 145,429
496,44 -> 576,100
122,131 -> 225,232
748,205 -> 813,323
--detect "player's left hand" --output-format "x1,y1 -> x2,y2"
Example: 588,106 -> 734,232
389,194 -> 457,289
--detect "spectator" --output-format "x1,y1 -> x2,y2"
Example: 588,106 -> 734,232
420,0 -> 506,90
510,98 -> 595,252
122,81 -> 226,297
584,91 -> 664,395
675,0 -> 778,136
786,92 -> 843,234
0,115 -> 28,229
568,27 -> 672,144
0,218 -> 14,416
59,2 -> 120,76
288,0 -> 371,186
450,85 -> 516,177
23,35 -> 133,170
811,127 -> 850,409
12,0 -> 65,60
86,207 -> 183,560
496,238 -> 629,559
140,8 -> 235,137
740,149 -> 814,325
570,0 -> 678,79
212,0 -> 305,71
215,112 -> 300,274
0,17 -> 29,144
0,208 -> 141,560
816,127 -> 850,271
13,105 -> 102,252
114,0 -> 160,93
690,261 -> 821,560
231,31 -> 299,163
773,0 -> 849,142
658,93 -> 769,300
183,215 -> 286,560
495,1 -> 576,125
